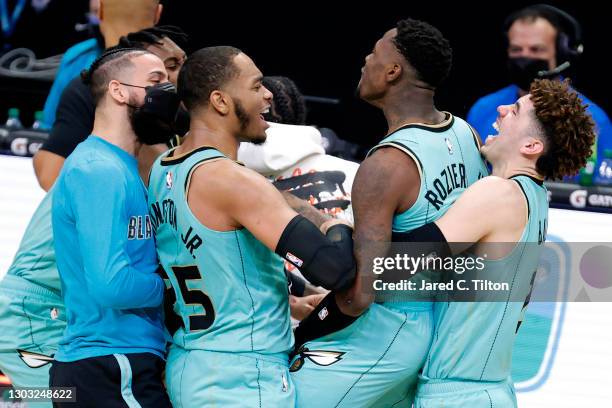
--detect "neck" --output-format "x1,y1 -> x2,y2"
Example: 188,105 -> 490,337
91,108 -> 140,156
180,116 -> 240,161
380,87 -> 445,134
490,160 -> 543,180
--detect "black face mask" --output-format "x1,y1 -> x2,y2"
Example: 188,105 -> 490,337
128,82 -> 181,145
507,57 -> 556,91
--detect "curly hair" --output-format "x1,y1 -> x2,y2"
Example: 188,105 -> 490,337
531,79 -> 596,180
262,76 -> 307,125
393,18 -> 452,88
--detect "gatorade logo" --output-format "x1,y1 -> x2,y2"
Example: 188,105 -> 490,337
569,189 -> 587,208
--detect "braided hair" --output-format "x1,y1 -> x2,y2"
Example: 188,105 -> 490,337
262,76 -> 307,125
81,47 -> 150,104
118,25 -> 190,51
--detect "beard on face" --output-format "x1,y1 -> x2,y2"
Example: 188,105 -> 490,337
234,98 -> 266,145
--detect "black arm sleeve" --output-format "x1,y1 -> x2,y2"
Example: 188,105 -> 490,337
391,222 -> 451,258
42,77 -> 95,158
275,215 -> 355,291
293,292 -> 358,353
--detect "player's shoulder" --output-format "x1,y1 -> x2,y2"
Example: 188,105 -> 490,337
64,140 -> 124,180
467,176 -> 525,206
191,158 -> 270,194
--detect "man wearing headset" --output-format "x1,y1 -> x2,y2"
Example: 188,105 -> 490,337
467,4 -> 610,181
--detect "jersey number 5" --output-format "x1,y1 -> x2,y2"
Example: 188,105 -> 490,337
171,265 -> 215,331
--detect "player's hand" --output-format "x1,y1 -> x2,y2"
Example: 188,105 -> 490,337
289,294 -> 326,321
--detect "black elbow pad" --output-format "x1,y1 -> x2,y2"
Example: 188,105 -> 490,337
276,215 -> 356,291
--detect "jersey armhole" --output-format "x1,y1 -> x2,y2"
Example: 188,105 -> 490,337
184,157 -> 226,197
511,178 -> 530,226
367,141 -> 424,182
467,123 -> 483,149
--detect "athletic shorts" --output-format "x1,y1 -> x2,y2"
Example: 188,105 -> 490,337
290,303 -> 433,407
166,346 -> 295,408
49,353 -> 170,408
414,378 -> 517,408
0,275 -> 65,408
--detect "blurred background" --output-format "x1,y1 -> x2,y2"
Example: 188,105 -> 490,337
0,0 -> 608,148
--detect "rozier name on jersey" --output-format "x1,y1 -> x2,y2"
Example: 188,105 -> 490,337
149,198 -> 203,259
127,215 -> 152,240
424,163 -> 467,210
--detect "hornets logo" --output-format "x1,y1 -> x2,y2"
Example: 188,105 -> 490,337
17,350 -> 54,368
289,347 -> 345,372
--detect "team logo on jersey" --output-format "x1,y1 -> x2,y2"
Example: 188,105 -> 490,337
17,350 -> 54,368
445,138 -> 454,154
285,252 -> 304,267
289,347 -> 345,372
166,171 -> 173,189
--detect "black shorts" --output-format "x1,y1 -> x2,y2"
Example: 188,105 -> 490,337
49,352 -> 171,408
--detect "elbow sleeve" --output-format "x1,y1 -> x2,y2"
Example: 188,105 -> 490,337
276,215 -> 356,291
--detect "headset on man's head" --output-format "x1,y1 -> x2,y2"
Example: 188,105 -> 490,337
503,4 -> 584,70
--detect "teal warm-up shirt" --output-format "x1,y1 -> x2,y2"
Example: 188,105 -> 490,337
51,136 -> 165,362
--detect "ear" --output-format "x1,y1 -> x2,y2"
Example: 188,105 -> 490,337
98,0 -> 104,21
386,63 -> 402,83
520,137 -> 545,156
154,4 -> 163,25
210,90 -> 230,115
107,80 -> 129,104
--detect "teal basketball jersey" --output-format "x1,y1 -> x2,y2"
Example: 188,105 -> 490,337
5,191 -> 59,295
370,113 -> 488,308
421,175 -> 549,382
370,113 -> 488,233
148,147 -> 293,357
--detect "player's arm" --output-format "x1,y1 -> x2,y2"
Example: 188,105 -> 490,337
281,190 -> 330,228
338,146 -> 420,316
33,78 -> 94,191
66,164 -> 164,309
293,147 -> 419,347
393,176 -> 524,251
189,161 -> 355,290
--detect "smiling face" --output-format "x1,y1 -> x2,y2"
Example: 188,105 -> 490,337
481,94 -> 545,165
224,53 -> 273,144
357,28 -> 402,104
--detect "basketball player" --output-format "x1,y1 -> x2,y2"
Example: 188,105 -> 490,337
290,18 -> 488,407
49,48 -> 175,407
147,46 -> 356,407
0,30 -> 187,401
397,79 -> 595,407
238,75 -> 359,319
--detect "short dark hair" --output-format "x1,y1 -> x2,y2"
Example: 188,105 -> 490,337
178,46 -> 242,111
82,48 -> 151,105
118,25 -> 190,51
393,18 -> 452,88
531,79 -> 596,180
262,76 -> 307,125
